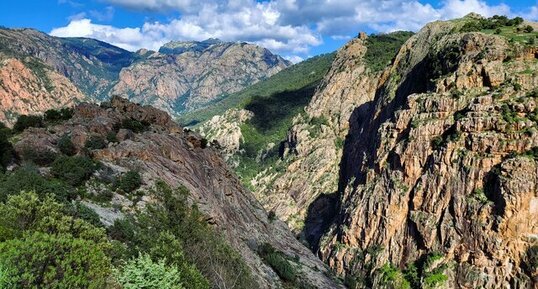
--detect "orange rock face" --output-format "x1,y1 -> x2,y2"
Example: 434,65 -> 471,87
0,58 -> 85,125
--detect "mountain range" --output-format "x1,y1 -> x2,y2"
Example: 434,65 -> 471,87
0,28 -> 289,125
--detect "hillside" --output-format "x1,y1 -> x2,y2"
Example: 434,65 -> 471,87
0,97 -> 343,289
180,52 -> 335,126
110,39 -> 291,116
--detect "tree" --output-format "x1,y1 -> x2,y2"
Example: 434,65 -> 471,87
85,135 -> 107,150
114,253 -> 184,289
117,170 -> 142,193
525,25 -> 534,33
51,156 -> 98,186
58,134 -> 77,156
0,232 -> 111,289
13,115 -> 43,133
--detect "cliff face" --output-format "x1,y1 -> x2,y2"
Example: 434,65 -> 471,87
317,19 -> 538,288
111,40 -> 290,115
0,57 -> 86,125
13,97 -> 343,289
0,28 -> 134,100
249,38 -> 380,234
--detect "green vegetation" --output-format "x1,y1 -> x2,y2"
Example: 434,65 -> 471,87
0,192 -> 111,288
114,254 -> 184,289
460,15 -> 538,44
44,108 -> 74,122
0,123 -> 13,171
0,144 -> 257,289
20,146 -> 57,166
379,263 -> 411,289
121,118 -> 149,133
85,135 -> 107,150
179,53 -> 335,126
115,170 -> 142,193
58,134 -> 77,156
364,31 -> 415,72
13,115 -> 43,132
0,166 -> 74,202
51,155 -> 98,186
258,243 -> 308,288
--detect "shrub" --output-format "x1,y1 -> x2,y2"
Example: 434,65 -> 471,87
85,135 -> 107,150
13,115 -> 43,132
114,253 -> 184,289
117,170 -> 142,193
58,134 -> 77,156
0,166 -> 74,202
20,146 -> 57,166
525,25 -> 535,33
44,108 -> 73,122
51,156 -> 97,186
107,131 -> 119,143
0,232 -> 111,289
259,243 -> 296,282
113,182 -> 252,289
0,126 -> 14,171
268,210 -> 277,222
431,136 -> 444,150
121,119 -> 149,133
72,202 -> 103,227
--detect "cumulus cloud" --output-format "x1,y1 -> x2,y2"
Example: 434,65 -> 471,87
51,0 -> 520,58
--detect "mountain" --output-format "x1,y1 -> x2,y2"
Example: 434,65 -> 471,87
111,39 -> 290,115
0,96 -> 343,289
196,14 -> 538,288
0,28 -> 290,124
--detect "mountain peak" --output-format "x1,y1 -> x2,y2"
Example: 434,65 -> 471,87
159,38 -> 227,54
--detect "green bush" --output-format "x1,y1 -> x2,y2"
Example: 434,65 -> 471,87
259,243 -> 296,282
44,108 -> 73,122
20,146 -> 57,165
51,156 -> 98,186
72,202 -> 103,227
13,115 -> 43,133
58,134 -> 77,156
0,232 -> 111,289
0,166 -> 74,202
117,170 -> 142,193
114,253 -> 184,289
111,182 -> 252,289
85,135 -> 107,150
0,192 -> 111,288
525,25 -> 535,33
121,119 -> 149,133
0,125 -> 14,171
107,131 -> 119,143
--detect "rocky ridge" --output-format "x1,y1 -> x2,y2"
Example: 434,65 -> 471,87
13,96 -> 343,289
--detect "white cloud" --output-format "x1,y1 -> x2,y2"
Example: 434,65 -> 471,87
51,0 -> 522,58
285,55 -> 304,63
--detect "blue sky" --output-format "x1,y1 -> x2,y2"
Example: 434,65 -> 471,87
1,0 -> 538,62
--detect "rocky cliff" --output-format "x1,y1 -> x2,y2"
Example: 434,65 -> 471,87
197,14 -> 538,289
111,39 -> 290,115
317,16 -> 538,288
12,96 -> 343,289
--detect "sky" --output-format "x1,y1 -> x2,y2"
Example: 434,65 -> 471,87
1,1 -> 538,62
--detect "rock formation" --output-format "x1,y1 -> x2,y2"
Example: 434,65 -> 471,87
111,39 -> 290,115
